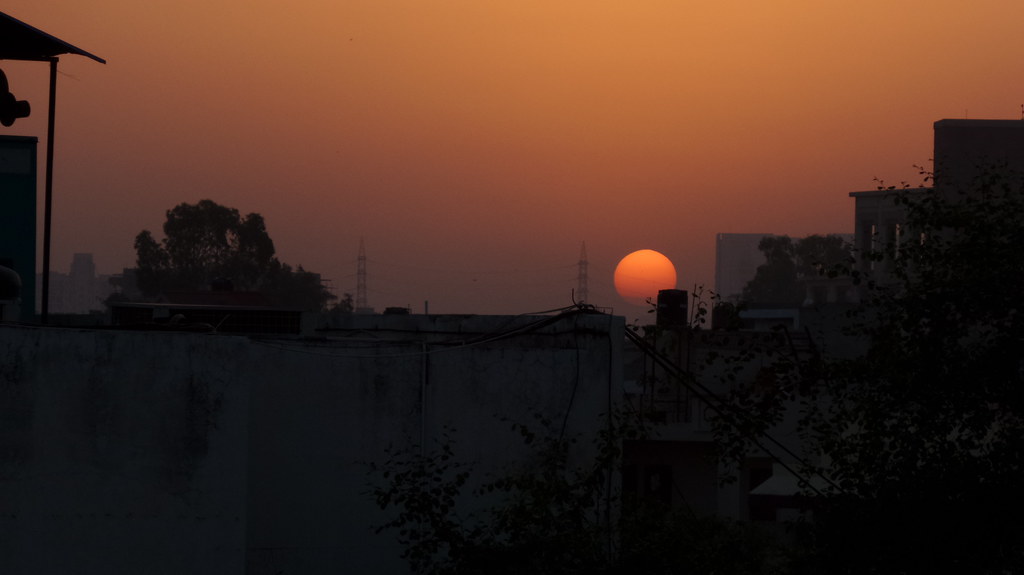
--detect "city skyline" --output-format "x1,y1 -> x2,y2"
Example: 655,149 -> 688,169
2,2 -> 1023,316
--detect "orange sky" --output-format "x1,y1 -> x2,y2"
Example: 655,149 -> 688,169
3,1 -> 1024,319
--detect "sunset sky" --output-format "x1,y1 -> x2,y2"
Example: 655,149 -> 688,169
3,1 -> 1023,319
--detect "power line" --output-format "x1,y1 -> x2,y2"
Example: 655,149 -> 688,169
622,326 -> 842,496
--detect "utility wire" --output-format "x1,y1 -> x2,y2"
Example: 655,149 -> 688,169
623,327 -> 843,496
250,305 -> 584,359
254,300 -> 841,494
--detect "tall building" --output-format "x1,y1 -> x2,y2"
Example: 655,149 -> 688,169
850,119 -> 1024,277
933,118 -> 1024,192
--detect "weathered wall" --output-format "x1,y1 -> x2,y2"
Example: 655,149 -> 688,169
245,313 -> 622,574
243,340 -> 424,574
0,312 -> 623,574
0,325 -> 250,574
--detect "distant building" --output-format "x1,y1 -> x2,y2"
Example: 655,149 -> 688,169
714,233 -> 854,306
36,253 -> 116,314
714,233 -> 775,303
107,267 -> 143,302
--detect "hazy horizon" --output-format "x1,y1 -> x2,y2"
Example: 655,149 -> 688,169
3,1 -> 1021,320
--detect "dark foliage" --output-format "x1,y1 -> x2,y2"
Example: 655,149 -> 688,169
742,234 -> 852,307
133,200 -> 335,310
370,165 -> 1024,573
719,165 -> 1024,573
367,415 -> 787,575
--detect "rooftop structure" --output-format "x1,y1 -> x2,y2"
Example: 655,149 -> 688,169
0,10 -> 104,322
849,119 -> 1024,277
933,119 -> 1024,192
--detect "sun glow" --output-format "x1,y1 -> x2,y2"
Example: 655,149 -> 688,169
613,249 -> 677,305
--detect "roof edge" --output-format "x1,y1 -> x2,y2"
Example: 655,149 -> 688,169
0,11 -> 105,64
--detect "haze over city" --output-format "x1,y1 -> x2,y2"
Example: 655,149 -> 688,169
4,1 -> 1024,317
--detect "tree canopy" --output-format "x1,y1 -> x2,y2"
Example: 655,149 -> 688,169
811,171 -> 1024,572
741,234 -> 852,307
368,413 -> 786,575
133,200 -> 335,311
720,167 -> 1024,573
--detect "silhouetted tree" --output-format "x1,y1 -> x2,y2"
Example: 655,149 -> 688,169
741,234 -> 851,307
320,293 -> 354,327
792,234 -> 850,279
742,236 -> 801,306
710,300 -> 745,330
370,167 -> 1024,573
134,199 -> 334,310
261,262 -> 334,312
368,412 -> 787,574
719,166 -> 1024,574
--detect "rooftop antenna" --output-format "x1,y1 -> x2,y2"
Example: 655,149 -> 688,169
577,241 -> 589,304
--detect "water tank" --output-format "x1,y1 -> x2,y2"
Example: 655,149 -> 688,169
656,289 -> 688,328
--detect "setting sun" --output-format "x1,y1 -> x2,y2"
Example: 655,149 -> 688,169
613,249 -> 677,305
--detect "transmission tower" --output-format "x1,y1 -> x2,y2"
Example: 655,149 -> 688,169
577,241 -> 589,304
356,237 -> 369,312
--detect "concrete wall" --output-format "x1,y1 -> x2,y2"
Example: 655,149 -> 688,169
0,325 -> 250,574
0,312 -> 624,574
246,312 -> 621,573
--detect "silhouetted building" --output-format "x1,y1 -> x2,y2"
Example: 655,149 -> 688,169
108,267 -> 143,301
39,253 -> 116,314
850,119 -> 1024,278
933,118 -> 1024,192
0,135 -> 37,321
848,187 -> 922,277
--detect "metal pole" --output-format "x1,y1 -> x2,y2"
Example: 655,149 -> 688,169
41,57 -> 57,323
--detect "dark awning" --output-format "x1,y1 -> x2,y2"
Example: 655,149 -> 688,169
0,11 -> 105,64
